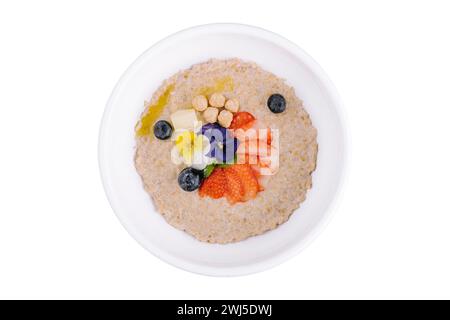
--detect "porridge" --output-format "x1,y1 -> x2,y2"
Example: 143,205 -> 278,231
135,58 -> 317,243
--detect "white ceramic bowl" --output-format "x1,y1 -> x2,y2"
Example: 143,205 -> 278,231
99,23 -> 348,276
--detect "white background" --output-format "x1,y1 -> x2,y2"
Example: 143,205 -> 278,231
1,0 -> 449,299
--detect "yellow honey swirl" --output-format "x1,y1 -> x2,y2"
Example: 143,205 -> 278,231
136,84 -> 174,137
197,76 -> 234,96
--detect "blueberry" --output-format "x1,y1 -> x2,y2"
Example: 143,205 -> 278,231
267,94 -> 286,113
153,120 -> 173,140
178,167 -> 203,192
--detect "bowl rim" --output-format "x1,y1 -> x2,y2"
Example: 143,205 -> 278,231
98,23 -> 350,277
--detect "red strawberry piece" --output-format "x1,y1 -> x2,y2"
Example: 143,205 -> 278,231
236,152 -> 258,166
230,164 -> 259,201
223,166 -> 245,204
229,112 -> 256,130
199,168 -> 227,199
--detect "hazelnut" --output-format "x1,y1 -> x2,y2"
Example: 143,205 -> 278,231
209,93 -> 226,108
224,98 -> 240,113
192,95 -> 208,111
203,107 -> 219,123
218,110 -> 233,128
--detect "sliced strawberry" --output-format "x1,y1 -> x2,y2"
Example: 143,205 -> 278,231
256,129 -> 271,145
257,175 -> 269,191
249,163 -> 265,191
223,166 -> 244,204
249,121 -> 272,145
258,153 -> 279,176
230,164 -> 259,201
236,152 -> 258,166
236,139 -> 273,168
236,139 -> 257,156
199,168 -> 227,199
229,112 -> 255,130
